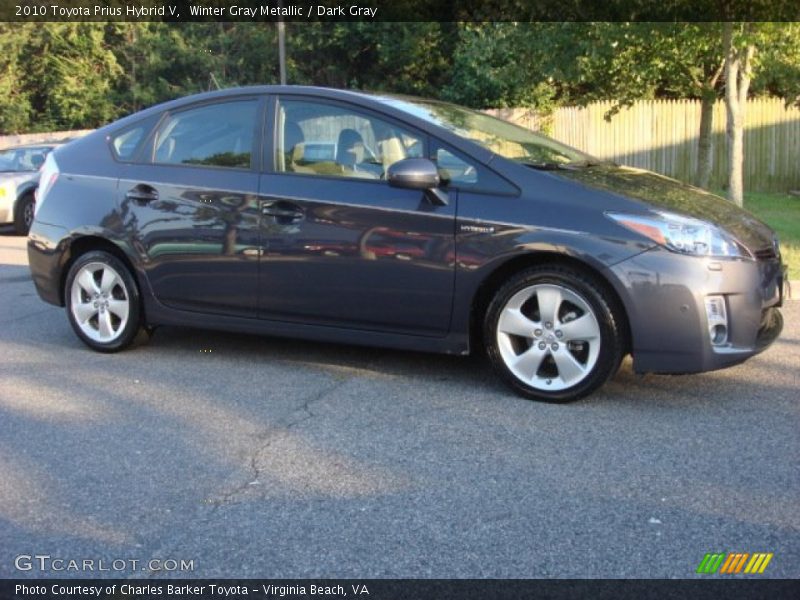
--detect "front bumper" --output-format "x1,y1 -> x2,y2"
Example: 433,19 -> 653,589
609,247 -> 784,374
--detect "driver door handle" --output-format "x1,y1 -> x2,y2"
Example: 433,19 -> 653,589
126,184 -> 159,205
262,201 -> 304,224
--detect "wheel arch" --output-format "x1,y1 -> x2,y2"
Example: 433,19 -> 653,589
59,236 -> 144,316
15,182 -> 37,205
469,252 -> 632,356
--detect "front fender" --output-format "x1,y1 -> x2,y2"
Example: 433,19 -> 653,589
449,221 -> 652,345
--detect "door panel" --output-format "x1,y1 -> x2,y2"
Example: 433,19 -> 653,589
257,174 -> 456,335
256,96 -> 457,336
118,97 -> 263,317
121,164 -> 261,317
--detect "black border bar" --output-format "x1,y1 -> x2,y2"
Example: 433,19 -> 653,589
3,0 -> 800,22
2,579 -> 800,600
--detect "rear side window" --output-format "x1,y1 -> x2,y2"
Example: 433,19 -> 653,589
151,100 -> 258,169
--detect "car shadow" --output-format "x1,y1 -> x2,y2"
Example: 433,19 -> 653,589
147,324 -> 500,390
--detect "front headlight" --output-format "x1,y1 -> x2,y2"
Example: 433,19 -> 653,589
607,211 -> 752,259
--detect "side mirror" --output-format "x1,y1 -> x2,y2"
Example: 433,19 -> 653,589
387,158 -> 448,206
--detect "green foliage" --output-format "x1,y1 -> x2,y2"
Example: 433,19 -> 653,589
441,23 -> 556,111
22,23 -> 123,130
0,24 -> 32,133
744,191 -> 800,279
286,22 -> 453,97
751,23 -> 800,106
0,22 -> 797,134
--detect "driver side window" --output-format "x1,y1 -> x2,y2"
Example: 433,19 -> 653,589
276,98 -> 423,180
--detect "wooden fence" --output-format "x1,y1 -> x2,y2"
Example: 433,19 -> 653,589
488,98 -> 800,193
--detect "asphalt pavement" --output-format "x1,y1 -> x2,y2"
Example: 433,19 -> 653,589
1,230 -> 798,579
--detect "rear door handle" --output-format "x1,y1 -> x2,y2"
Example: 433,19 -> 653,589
262,201 -> 304,224
126,184 -> 159,205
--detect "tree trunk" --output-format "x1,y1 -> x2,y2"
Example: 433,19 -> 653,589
723,23 -> 754,207
695,91 -> 715,189
725,103 -> 745,206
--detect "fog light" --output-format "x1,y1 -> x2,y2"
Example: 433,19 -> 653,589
705,295 -> 728,346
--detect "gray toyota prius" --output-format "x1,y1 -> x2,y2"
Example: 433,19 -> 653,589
28,86 -> 785,402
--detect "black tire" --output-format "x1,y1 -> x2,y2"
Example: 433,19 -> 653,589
64,250 -> 144,352
484,265 -> 625,403
13,193 -> 35,235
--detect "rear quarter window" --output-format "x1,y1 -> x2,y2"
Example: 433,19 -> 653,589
110,115 -> 160,162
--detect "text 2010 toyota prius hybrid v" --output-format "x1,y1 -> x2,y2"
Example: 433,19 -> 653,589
28,86 -> 786,402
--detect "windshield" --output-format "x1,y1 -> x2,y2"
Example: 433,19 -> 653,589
380,97 -> 596,166
0,146 -> 52,172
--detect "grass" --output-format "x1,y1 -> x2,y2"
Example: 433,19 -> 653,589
743,191 -> 800,280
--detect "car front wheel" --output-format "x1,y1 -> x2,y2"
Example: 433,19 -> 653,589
65,251 -> 143,352
484,265 -> 625,403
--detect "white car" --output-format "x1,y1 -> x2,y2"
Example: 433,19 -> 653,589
0,144 -> 57,234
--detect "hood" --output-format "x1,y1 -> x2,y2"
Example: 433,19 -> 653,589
554,164 -> 777,254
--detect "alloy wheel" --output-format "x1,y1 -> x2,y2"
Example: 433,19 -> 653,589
69,262 -> 131,343
495,283 -> 601,391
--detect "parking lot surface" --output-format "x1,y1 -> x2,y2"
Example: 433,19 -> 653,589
1,232 -> 798,578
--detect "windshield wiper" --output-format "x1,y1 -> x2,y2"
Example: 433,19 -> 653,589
521,158 -> 615,171
521,161 -> 570,171
565,159 -> 615,168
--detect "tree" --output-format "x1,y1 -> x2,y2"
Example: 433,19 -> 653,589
442,23 -> 556,110
620,24 -> 726,190
751,22 -> 800,106
722,23 -> 755,207
21,23 -> 123,130
526,23 -> 727,190
286,23 -> 454,97
0,24 -> 33,133
445,22 -> 799,201
719,23 -> 800,206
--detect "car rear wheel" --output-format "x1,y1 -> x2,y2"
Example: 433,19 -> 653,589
484,265 -> 624,402
65,251 -> 143,352
13,193 -> 34,235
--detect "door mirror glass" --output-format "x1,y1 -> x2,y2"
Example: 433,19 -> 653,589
386,158 -> 440,190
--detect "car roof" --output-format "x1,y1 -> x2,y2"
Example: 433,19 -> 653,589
107,85 -> 432,123
151,85 -> 402,105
